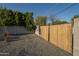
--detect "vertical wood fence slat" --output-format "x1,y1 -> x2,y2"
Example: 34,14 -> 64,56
40,26 -> 48,41
39,24 -> 72,54
50,25 -> 58,46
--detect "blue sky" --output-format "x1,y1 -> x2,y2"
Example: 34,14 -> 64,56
0,3 -> 79,22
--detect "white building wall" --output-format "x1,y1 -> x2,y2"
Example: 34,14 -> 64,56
35,26 -> 40,36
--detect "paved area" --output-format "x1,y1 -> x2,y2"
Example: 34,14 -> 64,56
0,34 -> 72,56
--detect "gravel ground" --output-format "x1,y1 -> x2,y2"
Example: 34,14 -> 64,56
0,34 -> 72,56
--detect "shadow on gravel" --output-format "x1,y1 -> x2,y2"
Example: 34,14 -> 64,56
6,33 -> 32,42
17,44 -> 72,56
0,39 -> 5,41
17,49 -> 31,56
0,34 -> 73,56
9,32 -> 33,36
16,35 -> 72,56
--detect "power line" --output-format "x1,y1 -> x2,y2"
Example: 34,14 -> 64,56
54,4 -> 77,16
47,4 -> 77,24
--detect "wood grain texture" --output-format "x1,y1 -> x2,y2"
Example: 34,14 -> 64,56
40,26 -> 48,41
40,24 -> 72,54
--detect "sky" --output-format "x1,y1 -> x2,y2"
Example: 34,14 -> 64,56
0,3 -> 79,22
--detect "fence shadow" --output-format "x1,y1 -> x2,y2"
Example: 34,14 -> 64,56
5,33 -> 32,42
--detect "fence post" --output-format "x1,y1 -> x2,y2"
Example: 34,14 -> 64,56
48,25 -> 50,42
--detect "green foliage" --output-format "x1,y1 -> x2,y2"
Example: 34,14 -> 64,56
0,8 -> 35,31
35,16 -> 47,26
15,12 -> 19,25
72,15 -> 79,19
71,15 -> 79,26
25,12 -> 35,31
0,8 -> 16,26
0,8 -> 6,26
52,20 -> 69,25
5,9 -> 15,26
14,11 -> 25,26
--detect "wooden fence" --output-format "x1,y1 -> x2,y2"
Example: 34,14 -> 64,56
40,24 -> 72,54
40,26 -> 48,41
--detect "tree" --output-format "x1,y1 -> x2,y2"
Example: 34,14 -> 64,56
71,15 -> 79,26
35,16 -> 47,26
14,11 -> 19,25
0,8 -> 36,32
48,15 -> 69,25
0,8 -> 15,26
48,15 -> 59,25
0,8 -> 5,26
15,11 -> 25,26
24,12 -> 35,31
52,20 -> 69,25
4,9 -> 15,26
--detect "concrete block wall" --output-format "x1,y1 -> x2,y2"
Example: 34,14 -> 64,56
0,26 -> 28,40
73,18 -> 79,56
